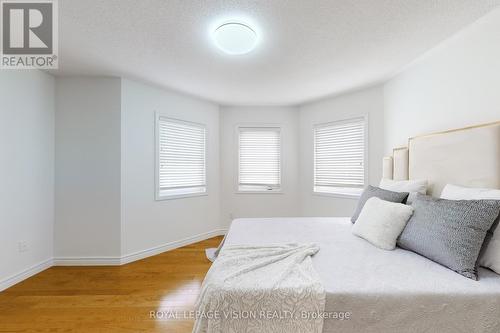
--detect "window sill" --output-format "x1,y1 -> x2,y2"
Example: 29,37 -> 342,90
156,187 -> 207,201
236,190 -> 283,194
237,185 -> 282,194
313,186 -> 363,199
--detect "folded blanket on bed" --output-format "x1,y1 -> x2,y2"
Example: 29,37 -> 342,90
193,243 -> 326,333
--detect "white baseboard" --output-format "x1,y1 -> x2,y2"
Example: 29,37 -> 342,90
53,257 -> 122,266
120,228 -> 227,265
53,229 -> 226,266
0,258 -> 53,292
1,229 -> 226,292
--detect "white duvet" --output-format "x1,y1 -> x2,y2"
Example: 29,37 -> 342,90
193,243 -> 326,333
223,217 -> 500,333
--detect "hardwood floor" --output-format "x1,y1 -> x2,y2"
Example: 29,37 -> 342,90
0,236 -> 222,333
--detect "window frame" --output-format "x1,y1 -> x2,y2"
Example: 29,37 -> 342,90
155,113 -> 208,201
235,124 -> 283,194
312,116 -> 369,199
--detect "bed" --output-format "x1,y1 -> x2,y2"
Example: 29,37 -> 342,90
224,217 -> 500,333
196,121 -> 500,333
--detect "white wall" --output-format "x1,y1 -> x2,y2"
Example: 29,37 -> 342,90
299,86 -> 385,217
121,79 -> 221,256
384,8 -> 500,152
220,106 -> 300,226
55,77 -> 122,258
0,71 -> 54,285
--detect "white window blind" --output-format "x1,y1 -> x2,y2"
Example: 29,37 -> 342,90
157,117 -> 206,199
314,118 -> 366,195
238,127 -> 281,191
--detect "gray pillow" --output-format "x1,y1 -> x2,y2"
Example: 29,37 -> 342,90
398,194 -> 500,280
351,186 -> 409,223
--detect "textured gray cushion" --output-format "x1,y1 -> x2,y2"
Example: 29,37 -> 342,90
351,186 -> 409,223
398,194 -> 500,280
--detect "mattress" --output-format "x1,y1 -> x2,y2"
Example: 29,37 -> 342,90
224,217 -> 500,333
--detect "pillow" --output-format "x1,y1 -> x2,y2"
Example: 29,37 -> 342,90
440,184 -> 500,200
398,194 -> 500,280
379,179 -> 428,204
352,197 -> 414,250
441,184 -> 500,275
351,185 -> 409,223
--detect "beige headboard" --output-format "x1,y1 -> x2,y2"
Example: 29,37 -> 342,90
383,121 -> 500,197
393,147 -> 409,181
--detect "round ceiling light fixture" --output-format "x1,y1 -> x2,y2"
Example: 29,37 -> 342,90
212,22 -> 258,55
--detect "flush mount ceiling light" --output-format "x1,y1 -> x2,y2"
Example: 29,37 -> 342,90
212,22 -> 258,55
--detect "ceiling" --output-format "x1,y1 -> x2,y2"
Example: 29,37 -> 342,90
54,0 -> 500,105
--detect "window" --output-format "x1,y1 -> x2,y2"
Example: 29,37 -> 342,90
238,127 -> 281,192
314,117 -> 366,197
156,116 -> 206,199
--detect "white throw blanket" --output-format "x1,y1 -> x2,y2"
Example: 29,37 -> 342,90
193,243 -> 326,333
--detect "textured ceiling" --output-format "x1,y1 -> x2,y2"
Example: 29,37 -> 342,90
54,0 -> 500,105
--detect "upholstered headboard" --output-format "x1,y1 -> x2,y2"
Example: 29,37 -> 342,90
383,121 -> 500,197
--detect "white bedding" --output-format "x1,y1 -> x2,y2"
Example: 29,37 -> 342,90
224,217 -> 500,333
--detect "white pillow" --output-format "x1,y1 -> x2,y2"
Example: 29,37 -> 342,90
440,184 -> 500,200
441,184 -> 500,275
352,197 -> 414,250
379,179 -> 427,204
